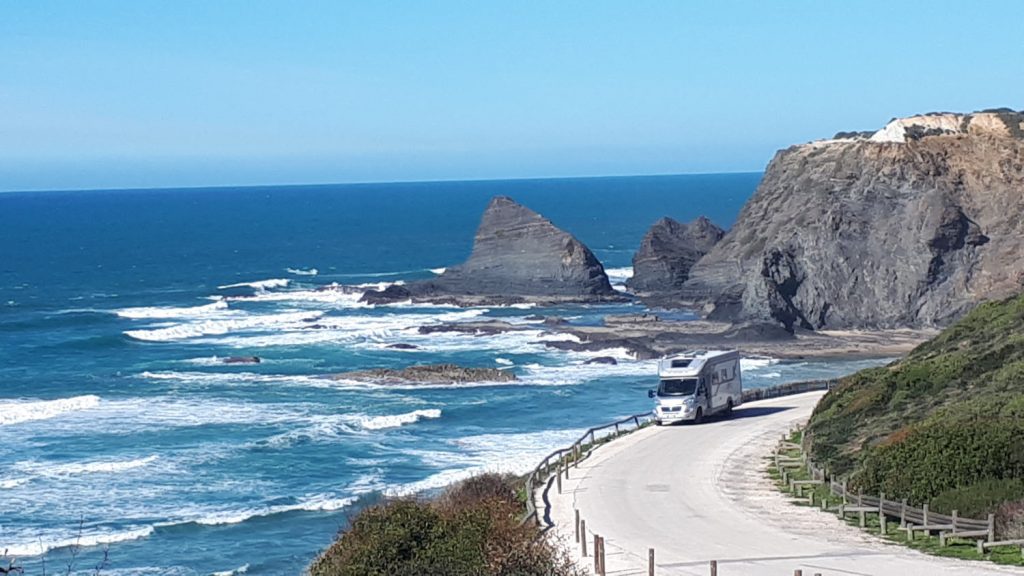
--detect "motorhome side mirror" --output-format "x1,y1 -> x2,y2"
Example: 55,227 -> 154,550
647,390 -> 655,398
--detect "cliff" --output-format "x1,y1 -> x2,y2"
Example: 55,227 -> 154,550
361,196 -> 616,304
627,216 -> 723,294
682,110 -> 1024,330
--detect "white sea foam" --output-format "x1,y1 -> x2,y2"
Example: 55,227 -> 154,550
392,428 -> 586,496
191,494 -> 356,526
495,358 -> 514,366
355,409 -> 442,430
46,455 -> 159,476
286,267 -> 319,276
604,266 -> 634,285
0,395 -> 101,426
211,564 -> 250,576
741,356 -> 779,371
114,300 -> 231,319
518,358 -> 656,387
0,478 -> 29,489
125,310 -> 324,342
217,278 -> 290,291
430,267 -> 447,275
3,525 -> 155,557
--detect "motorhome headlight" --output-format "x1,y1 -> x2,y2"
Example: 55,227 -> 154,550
684,397 -> 696,406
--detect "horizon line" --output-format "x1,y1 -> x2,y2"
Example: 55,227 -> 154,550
0,169 -> 764,195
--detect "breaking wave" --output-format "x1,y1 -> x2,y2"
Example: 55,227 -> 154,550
124,310 -> 325,342
217,278 -> 290,291
4,525 -> 155,557
0,395 -> 102,426
286,267 -> 319,276
355,409 -> 442,430
114,300 -> 231,319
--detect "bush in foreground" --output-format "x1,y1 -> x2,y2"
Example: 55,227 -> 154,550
309,474 -> 583,576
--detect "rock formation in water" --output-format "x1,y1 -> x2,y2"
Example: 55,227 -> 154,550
627,216 -> 724,293
332,364 -> 517,384
361,196 -> 616,304
681,109 -> 1024,330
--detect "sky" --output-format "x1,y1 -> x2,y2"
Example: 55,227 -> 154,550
1,1 -> 1022,192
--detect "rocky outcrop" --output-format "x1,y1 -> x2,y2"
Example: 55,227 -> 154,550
331,364 -> 517,384
682,110 -> 1024,330
362,196 -> 616,304
627,216 -> 724,293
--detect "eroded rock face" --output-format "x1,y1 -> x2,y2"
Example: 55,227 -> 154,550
362,196 -> 615,304
682,110 -> 1024,330
627,216 -> 723,293
433,196 -> 614,296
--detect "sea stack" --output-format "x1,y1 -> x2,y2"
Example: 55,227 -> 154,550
681,109 -> 1024,331
361,196 -> 615,304
627,216 -> 723,294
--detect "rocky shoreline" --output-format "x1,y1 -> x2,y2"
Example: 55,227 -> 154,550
331,364 -> 517,384
414,316 -> 935,360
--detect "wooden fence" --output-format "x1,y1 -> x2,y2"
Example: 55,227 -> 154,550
775,433 -> 1024,556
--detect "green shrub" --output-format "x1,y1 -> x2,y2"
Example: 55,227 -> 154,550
930,479 -> 1024,519
853,416 -> 1024,503
309,474 -> 583,576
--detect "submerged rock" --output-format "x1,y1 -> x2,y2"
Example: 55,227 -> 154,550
332,364 -> 517,384
583,356 -> 619,365
682,109 -> 1024,330
627,216 -> 724,293
360,284 -> 411,305
222,356 -> 261,365
386,343 -> 419,350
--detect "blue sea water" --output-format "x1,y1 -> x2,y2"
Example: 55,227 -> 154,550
0,174 -> 889,575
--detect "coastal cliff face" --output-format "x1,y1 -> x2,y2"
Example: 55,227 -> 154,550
627,216 -> 723,293
683,110 -> 1024,330
361,196 -> 615,303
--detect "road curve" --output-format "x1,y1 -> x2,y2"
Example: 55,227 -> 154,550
545,392 -> 1024,576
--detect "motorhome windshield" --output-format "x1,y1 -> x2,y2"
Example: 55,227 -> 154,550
658,378 -> 697,396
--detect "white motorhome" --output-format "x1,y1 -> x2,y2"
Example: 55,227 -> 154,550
648,350 -> 742,425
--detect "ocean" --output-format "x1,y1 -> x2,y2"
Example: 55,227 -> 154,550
0,174 -> 889,575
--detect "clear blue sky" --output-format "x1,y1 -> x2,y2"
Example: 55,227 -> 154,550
2,1 -> 1021,191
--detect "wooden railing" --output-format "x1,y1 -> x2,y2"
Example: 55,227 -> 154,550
772,433 -> 1024,555
520,410 -> 654,526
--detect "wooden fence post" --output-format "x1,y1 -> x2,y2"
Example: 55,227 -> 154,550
923,503 -> 929,527
648,548 -> 654,576
556,461 -> 562,494
574,509 -> 580,543
580,519 -> 587,556
879,492 -> 887,535
593,534 -> 600,573
599,537 -> 606,576
709,560 -> 717,576
794,570 -> 803,576
988,514 -> 996,543
900,499 -> 907,528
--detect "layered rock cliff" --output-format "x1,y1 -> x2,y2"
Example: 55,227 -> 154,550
627,216 -> 723,293
682,110 -> 1024,330
361,196 -> 615,304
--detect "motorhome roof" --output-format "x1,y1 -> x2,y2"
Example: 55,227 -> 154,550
658,350 -> 738,378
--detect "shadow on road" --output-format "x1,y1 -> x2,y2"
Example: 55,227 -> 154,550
729,405 -> 794,420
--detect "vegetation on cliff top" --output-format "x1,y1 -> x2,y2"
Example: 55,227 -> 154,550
806,292 -> 1024,532
309,474 -> 582,576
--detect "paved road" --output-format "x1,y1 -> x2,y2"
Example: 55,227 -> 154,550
545,392 -> 1024,576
